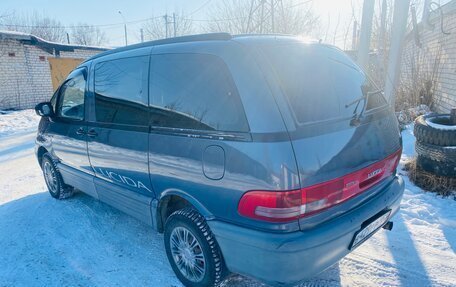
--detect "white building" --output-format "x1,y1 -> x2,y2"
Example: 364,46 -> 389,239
400,0 -> 456,113
0,31 -> 108,110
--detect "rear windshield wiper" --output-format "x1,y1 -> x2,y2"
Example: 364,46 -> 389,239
345,89 -> 383,126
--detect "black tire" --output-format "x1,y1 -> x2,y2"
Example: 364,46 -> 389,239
414,114 -> 456,146
416,155 -> 456,177
41,154 -> 74,200
415,141 -> 456,163
164,208 -> 226,287
415,142 -> 456,177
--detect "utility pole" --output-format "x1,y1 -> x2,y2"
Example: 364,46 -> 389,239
270,0 -> 275,33
259,1 -> 265,33
384,0 -> 411,108
173,13 -> 177,37
164,14 -> 169,38
140,28 -> 144,43
357,0 -> 375,71
352,20 -> 358,50
377,0 -> 387,86
124,24 -> 128,45
118,11 -> 128,46
246,0 -> 255,33
378,0 -> 387,52
248,0 -> 282,34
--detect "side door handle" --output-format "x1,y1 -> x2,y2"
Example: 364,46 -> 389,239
76,127 -> 86,135
87,129 -> 98,137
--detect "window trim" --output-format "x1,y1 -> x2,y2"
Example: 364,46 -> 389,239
150,125 -> 252,142
149,52 -> 250,133
55,67 -> 87,122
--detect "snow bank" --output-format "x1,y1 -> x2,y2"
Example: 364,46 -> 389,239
0,109 -> 40,138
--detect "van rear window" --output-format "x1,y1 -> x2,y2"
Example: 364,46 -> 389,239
259,44 -> 386,124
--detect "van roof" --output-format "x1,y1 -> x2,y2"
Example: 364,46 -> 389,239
84,33 -> 324,63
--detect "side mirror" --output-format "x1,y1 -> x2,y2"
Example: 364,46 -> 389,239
35,102 -> 54,117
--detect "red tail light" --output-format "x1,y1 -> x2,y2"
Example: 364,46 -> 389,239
238,149 -> 402,222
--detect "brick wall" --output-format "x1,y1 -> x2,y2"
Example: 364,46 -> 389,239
0,39 -> 104,110
399,1 -> 456,113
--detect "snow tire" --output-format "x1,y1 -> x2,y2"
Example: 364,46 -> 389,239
164,207 -> 227,287
414,114 -> 456,146
41,153 -> 74,200
415,142 -> 456,177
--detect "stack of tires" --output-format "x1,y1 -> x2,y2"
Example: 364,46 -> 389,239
414,114 -> 456,177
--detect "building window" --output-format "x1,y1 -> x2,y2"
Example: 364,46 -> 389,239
39,56 -> 45,61
8,52 -> 15,57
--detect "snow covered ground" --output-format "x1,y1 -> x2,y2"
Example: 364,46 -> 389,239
0,109 -> 40,137
0,110 -> 454,287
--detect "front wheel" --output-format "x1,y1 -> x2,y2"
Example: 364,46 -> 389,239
41,154 -> 74,199
164,208 -> 227,287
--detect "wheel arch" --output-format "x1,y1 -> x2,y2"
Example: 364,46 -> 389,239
36,146 -> 49,166
155,189 -> 214,233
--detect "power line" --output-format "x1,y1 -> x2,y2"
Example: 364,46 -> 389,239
184,16 -> 249,22
287,0 -> 313,9
184,0 -> 314,23
188,0 -> 213,16
0,16 -> 163,30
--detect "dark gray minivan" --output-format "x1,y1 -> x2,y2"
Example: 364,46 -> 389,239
35,33 -> 404,287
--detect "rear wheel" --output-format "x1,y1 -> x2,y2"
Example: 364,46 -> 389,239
41,154 -> 74,199
164,208 -> 226,287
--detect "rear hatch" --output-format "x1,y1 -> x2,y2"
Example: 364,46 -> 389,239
256,40 -> 402,227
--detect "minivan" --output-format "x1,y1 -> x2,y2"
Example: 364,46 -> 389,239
35,33 -> 404,287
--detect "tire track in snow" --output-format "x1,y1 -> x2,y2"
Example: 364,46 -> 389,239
344,251 -> 454,287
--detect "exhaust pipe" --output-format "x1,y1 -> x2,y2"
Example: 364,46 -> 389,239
383,221 -> 394,231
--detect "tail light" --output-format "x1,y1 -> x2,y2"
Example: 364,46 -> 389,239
238,149 -> 402,222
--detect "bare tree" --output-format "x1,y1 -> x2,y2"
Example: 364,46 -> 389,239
0,13 -> 5,62
397,42 -> 442,111
142,11 -> 194,40
70,23 -> 107,46
0,11 -> 67,43
203,0 -> 252,34
273,1 -> 320,35
204,0 -> 320,36
318,0 -> 361,50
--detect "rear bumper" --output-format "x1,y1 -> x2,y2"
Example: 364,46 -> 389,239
208,175 -> 405,286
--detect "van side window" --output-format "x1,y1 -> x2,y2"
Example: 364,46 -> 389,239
94,56 -> 149,126
149,54 -> 249,132
57,71 -> 86,120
